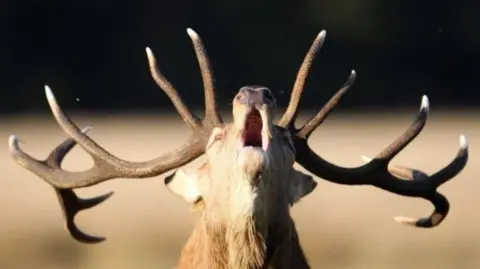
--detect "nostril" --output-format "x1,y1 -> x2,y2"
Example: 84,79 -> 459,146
262,88 -> 274,101
239,87 -> 253,95
235,93 -> 245,101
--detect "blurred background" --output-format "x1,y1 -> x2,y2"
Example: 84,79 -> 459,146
0,0 -> 478,268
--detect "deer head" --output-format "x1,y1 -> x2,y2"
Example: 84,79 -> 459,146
9,28 -> 469,269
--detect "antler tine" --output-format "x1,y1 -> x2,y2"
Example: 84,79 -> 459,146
146,47 -> 201,129
56,189 -> 113,243
361,152 -> 461,228
359,154 -> 445,228
360,155 -> 428,180
297,70 -> 356,138
47,133 -> 114,243
393,192 -> 450,228
428,135 -> 469,185
384,134 -> 467,228
186,28 -> 223,126
278,30 -> 327,128
372,95 -> 429,164
9,127 -> 113,243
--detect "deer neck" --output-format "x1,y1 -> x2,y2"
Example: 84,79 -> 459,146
202,214 -> 266,269
202,174 -> 270,268
176,191 -> 308,269
196,208 -> 308,269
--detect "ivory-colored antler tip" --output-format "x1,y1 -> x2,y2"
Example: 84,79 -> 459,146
81,126 -> 93,134
8,134 -> 17,145
393,216 -> 417,226
8,134 -> 21,152
103,190 -> 115,199
459,134 -> 468,149
319,30 -> 327,38
360,155 -> 372,163
420,95 -> 429,112
186,28 -> 198,38
44,85 -> 55,102
351,69 -> 356,75
145,47 -> 152,55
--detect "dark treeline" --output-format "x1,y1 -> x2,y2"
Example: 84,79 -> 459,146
0,0 -> 477,114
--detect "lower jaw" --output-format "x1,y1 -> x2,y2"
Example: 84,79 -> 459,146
240,145 -> 264,152
238,145 -> 267,156
239,136 -> 271,152
237,146 -> 269,168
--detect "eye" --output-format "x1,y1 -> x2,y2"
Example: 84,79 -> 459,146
206,128 -> 225,150
213,133 -> 223,141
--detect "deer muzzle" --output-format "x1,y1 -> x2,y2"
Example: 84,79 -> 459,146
233,89 -> 274,153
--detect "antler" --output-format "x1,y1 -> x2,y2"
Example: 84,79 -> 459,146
8,28 -> 222,242
280,30 -> 469,228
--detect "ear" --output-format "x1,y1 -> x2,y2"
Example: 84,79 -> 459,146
288,169 -> 317,206
164,163 -> 210,210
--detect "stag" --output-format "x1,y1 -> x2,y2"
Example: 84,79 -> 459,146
9,28 -> 468,269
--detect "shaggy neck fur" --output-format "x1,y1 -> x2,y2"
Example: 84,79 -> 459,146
205,155 -> 269,269
175,128 -> 310,269
205,215 -> 266,269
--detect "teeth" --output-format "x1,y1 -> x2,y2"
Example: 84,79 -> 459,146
261,113 -> 272,152
261,133 -> 270,152
262,124 -> 272,139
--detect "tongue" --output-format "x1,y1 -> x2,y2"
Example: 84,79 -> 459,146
246,118 -> 262,133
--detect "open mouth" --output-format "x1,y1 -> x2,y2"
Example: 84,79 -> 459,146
241,109 -> 270,151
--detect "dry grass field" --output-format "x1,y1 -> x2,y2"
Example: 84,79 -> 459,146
0,110 -> 478,269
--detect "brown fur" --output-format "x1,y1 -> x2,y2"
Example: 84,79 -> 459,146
176,205 -> 310,269
170,125 -> 314,269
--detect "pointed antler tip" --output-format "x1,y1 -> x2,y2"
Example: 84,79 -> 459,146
81,126 -> 94,134
8,134 -> 22,153
186,28 -> 198,38
420,95 -> 429,112
8,134 -> 18,146
459,134 -> 468,149
145,47 -> 157,65
81,191 -> 115,210
360,155 -> 372,163
342,70 -> 356,89
319,30 -> 327,38
393,216 -> 417,226
348,70 -> 357,81
44,85 -> 56,102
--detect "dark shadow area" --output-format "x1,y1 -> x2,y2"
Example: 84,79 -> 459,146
0,0 -> 477,114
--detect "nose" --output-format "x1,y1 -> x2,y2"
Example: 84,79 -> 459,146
237,86 -> 275,106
